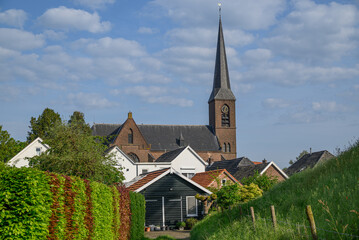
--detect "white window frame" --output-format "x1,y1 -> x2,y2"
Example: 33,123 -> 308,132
186,196 -> 198,217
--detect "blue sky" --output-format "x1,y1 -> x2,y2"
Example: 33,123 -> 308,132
0,0 -> 358,168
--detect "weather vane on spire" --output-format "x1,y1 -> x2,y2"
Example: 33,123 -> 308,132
218,3 -> 222,19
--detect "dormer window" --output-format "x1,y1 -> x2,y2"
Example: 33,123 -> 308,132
36,147 -> 41,156
221,105 -> 230,127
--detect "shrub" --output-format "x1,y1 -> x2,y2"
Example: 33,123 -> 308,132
217,184 -> 241,209
118,186 -> 131,240
130,192 -> 146,240
185,218 -> 198,229
238,183 -> 263,203
240,171 -> 278,192
176,221 -> 186,229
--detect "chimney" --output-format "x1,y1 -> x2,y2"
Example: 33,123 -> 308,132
262,159 -> 267,164
310,148 -> 312,154
208,156 -> 213,166
128,111 -> 132,119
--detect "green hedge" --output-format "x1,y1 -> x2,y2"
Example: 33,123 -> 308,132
129,192 -> 145,240
0,164 -> 145,240
0,166 -> 52,239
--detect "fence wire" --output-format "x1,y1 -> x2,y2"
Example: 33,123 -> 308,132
237,207 -> 359,239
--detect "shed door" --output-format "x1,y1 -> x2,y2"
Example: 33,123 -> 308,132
165,197 -> 182,226
145,199 -> 161,226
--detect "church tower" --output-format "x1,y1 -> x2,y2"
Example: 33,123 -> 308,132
209,12 -> 237,160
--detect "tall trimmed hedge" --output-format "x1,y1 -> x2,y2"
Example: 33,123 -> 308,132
129,192 -> 145,240
0,164 -> 145,240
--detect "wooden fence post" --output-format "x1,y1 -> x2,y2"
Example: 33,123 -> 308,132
250,206 -> 256,230
270,205 -> 277,230
306,205 -> 318,240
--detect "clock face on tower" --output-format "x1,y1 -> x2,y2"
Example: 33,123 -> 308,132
221,105 -> 229,114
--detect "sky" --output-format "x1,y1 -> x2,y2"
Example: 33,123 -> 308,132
0,0 -> 358,168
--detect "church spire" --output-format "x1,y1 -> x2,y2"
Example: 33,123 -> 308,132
208,9 -> 236,103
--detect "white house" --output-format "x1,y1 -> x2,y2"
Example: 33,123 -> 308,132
7,137 -> 50,168
154,145 -> 208,179
108,145 -> 207,182
106,146 -> 171,182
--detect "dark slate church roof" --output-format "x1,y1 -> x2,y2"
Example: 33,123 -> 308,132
206,157 -> 253,176
91,124 -> 220,152
285,150 -> 334,176
138,125 -> 219,151
92,123 -> 121,136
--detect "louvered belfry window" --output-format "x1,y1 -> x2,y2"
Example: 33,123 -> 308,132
128,128 -> 133,144
221,104 -> 230,127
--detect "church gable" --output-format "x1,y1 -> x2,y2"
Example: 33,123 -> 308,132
112,113 -> 150,149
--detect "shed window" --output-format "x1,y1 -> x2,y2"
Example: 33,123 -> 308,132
186,196 -> 198,217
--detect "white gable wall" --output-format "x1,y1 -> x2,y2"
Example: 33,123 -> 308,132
109,147 -> 136,182
7,138 -> 49,168
170,146 -> 207,177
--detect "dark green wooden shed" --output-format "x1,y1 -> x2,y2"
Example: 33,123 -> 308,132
127,168 -> 212,227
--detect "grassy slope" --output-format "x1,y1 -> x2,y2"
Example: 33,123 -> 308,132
191,142 -> 359,240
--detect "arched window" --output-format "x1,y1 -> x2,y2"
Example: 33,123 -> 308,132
128,152 -> 139,163
223,143 -> 227,153
221,104 -> 230,127
128,129 -> 133,144
227,143 -> 231,152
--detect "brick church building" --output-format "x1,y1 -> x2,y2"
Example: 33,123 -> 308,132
92,17 -> 237,163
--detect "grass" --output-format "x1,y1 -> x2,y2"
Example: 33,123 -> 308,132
191,141 -> 359,239
142,236 -> 177,240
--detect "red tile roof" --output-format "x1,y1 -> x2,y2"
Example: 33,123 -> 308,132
127,168 -> 169,192
191,169 -> 239,188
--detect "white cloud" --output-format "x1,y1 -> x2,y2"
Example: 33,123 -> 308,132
150,0 -> 286,30
138,27 -> 156,34
242,59 -> 359,86
77,37 -> 146,57
42,30 -> 67,40
72,0 -> 115,10
37,6 -> 111,33
148,96 -> 193,107
0,28 -> 45,50
262,98 -> 290,109
262,0 -> 359,62
0,9 -> 27,28
122,85 -> 193,107
166,28 -> 253,47
67,92 -> 116,109
312,101 -> 348,112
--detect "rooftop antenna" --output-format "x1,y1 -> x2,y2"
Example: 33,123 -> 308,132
218,3 -> 222,20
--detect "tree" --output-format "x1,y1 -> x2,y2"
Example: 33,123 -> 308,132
240,171 -> 278,192
0,126 -> 26,163
68,111 -> 91,135
29,121 -> 123,185
195,193 -> 217,215
27,108 -> 62,142
289,160 -> 294,165
238,183 -> 263,203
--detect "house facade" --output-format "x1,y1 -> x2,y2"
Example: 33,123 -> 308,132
7,137 -> 50,168
109,145 -> 207,182
191,169 -> 240,190
285,150 -> 335,176
126,168 -> 212,227
92,16 -> 237,163
207,158 -> 288,182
